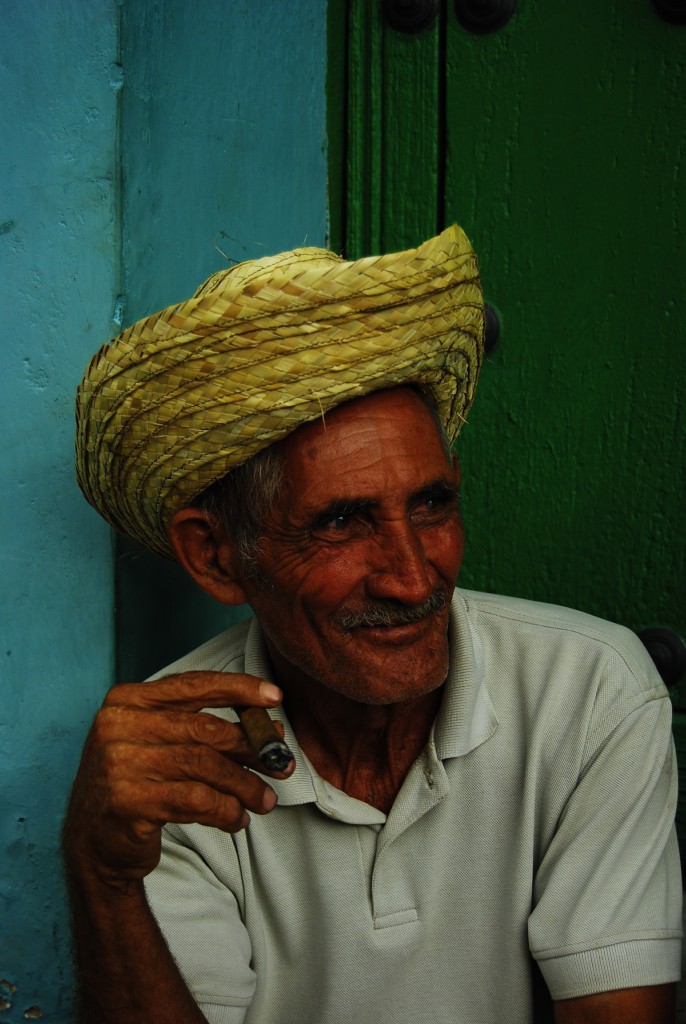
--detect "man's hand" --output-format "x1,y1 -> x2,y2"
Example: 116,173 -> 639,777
63,671 -> 293,889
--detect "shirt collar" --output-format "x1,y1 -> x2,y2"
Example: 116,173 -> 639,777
432,589 -> 499,760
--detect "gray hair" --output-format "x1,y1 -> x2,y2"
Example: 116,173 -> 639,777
193,444 -> 285,574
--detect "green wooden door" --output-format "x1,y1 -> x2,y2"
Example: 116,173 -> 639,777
329,0 -> 685,832
330,0 -> 684,656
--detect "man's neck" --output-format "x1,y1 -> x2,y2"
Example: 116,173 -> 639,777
269,654 -> 442,814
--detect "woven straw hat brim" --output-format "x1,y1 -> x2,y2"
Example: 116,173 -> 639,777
76,225 -> 484,559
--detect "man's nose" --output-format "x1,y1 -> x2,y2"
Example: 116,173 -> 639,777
365,520 -> 434,605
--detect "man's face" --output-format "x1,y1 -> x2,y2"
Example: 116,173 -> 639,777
239,387 -> 464,705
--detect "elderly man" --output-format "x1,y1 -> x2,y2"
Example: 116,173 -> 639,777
64,227 -> 681,1023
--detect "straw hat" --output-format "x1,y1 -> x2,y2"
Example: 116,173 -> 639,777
76,225 -> 484,559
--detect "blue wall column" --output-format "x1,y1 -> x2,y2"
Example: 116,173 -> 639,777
0,1 -> 328,1020
0,2 -> 120,1019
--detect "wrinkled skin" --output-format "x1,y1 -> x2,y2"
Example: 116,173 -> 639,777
240,387 -> 464,703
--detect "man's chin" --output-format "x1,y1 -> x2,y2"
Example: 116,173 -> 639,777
325,644 -> 450,706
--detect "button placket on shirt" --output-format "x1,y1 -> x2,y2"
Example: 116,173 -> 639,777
370,744 -> 450,928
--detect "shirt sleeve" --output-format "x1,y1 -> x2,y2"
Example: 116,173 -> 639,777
528,666 -> 682,1001
144,823 -> 256,1019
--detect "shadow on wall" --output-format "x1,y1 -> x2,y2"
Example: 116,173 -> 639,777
115,536 -> 252,682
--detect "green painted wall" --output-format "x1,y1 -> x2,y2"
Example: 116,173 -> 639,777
331,0 -> 684,682
443,2 -> 684,647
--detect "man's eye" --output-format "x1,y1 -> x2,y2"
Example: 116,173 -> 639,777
412,488 -> 459,521
422,493 -> 447,512
328,513 -> 353,530
312,507 -> 367,539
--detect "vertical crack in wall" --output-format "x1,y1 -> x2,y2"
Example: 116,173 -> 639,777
436,0 -> 447,234
112,1 -> 125,677
112,1 -> 125,331
326,0 -> 350,256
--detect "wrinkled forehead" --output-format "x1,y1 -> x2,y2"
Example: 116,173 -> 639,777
276,386 -> 454,495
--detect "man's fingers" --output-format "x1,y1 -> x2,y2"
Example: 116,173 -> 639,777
139,781 -> 253,832
103,671 -> 282,713
90,706 -> 293,776
103,742 -> 277,816
105,755 -> 274,830
95,706 -> 249,750
64,671 -> 292,884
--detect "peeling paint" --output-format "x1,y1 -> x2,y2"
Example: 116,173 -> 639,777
0,978 -> 16,1011
112,293 -> 125,327
108,61 -> 124,92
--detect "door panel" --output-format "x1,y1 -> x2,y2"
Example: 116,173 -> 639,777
344,0 -> 443,253
443,1 -> 684,640
333,0 -> 684,663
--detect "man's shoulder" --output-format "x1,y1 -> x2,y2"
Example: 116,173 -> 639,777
458,589 -> 642,643
456,588 -> 663,696
147,614 -> 254,681
459,588 -> 634,639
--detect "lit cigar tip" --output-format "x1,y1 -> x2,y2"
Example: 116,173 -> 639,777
259,740 -> 295,773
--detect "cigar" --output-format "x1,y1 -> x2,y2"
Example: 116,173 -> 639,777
236,707 -> 294,772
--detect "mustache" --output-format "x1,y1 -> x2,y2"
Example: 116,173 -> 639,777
333,588 -> 450,630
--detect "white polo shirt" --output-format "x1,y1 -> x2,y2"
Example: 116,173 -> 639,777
145,590 -> 682,1023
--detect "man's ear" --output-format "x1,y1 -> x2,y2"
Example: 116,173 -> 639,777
167,507 -> 249,606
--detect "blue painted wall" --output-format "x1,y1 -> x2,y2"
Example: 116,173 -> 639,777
116,0 -> 330,682
0,1 -> 328,1019
1,3 -> 119,1018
